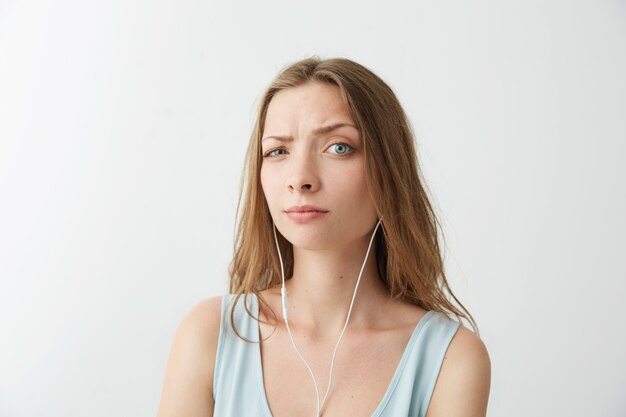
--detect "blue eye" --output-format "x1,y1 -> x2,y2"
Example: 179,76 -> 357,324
327,143 -> 353,155
263,148 -> 287,158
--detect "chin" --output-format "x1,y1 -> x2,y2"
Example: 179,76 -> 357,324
279,227 -> 336,252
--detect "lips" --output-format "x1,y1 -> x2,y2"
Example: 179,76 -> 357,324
284,205 -> 329,213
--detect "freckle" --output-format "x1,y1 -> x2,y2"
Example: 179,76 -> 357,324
339,275 -> 343,279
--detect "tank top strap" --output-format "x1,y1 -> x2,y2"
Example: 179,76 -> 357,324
378,311 -> 461,417
213,293 -> 270,416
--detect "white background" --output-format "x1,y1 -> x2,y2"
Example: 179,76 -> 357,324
1,1 -> 625,416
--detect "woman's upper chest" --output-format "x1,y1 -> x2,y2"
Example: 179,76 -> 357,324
258,317 -> 419,417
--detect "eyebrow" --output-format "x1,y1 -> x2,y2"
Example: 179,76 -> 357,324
261,123 -> 358,142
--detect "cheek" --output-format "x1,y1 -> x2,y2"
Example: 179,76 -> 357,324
353,173 -> 376,221
330,163 -> 373,210
355,179 -> 374,211
345,162 -> 370,199
260,166 -> 276,207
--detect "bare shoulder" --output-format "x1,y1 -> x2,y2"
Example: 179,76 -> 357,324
156,295 -> 224,417
184,295 -> 223,341
425,325 -> 491,417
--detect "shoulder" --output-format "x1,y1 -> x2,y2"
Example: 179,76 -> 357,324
425,324 -> 491,417
184,295 -> 224,334
172,295 -> 223,357
156,295 -> 224,417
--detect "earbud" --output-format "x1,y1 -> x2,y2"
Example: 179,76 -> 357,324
272,218 -> 383,417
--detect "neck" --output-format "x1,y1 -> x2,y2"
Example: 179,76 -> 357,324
282,237 -> 391,339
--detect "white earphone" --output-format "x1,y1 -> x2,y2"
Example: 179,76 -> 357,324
272,218 -> 383,417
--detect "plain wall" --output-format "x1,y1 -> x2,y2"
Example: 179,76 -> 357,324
1,0 -> 624,416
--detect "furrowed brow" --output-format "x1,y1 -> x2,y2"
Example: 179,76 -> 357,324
312,123 -> 358,136
261,123 -> 358,142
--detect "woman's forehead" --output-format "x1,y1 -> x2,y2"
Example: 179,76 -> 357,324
264,82 -> 354,135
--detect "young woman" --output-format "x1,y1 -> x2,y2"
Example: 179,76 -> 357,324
157,57 -> 491,417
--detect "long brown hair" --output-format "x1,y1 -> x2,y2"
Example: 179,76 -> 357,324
226,56 -> 478,342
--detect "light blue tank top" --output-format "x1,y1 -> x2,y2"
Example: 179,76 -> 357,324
213,293 -> 461,417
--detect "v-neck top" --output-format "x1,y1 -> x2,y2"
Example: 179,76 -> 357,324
212,293 -> 461,417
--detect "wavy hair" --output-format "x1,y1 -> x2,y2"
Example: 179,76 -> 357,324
226,56 -> 478,342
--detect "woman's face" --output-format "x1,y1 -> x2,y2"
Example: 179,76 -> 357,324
260,81 -> 378,251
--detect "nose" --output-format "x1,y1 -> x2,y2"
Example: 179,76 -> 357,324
287,153 -> 320,193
